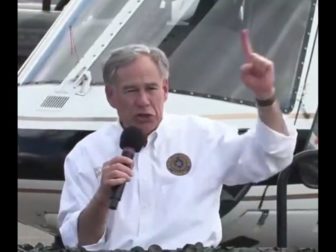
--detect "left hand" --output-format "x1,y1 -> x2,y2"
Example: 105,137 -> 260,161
240,29 -> 275,100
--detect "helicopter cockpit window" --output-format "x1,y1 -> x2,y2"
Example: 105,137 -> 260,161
19,0 -> 316,113
19,0 -> 126,84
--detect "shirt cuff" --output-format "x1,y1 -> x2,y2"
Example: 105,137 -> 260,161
82,229 -> 108,251
59,210 -> 107,251
59,210 -> 81,248
254,116 -> 298,155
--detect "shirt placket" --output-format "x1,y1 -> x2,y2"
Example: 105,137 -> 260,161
137,144 -> 154,237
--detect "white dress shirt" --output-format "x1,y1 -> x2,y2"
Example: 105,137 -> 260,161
58,113 -> 297,251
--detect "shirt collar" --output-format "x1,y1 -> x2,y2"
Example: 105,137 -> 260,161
151,112 -> 171,149
109,119 -> 124,149
113,113 -> 171,150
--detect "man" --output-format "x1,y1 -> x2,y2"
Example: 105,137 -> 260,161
58,30 -> 297,251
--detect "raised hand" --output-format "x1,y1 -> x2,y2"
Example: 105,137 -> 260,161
240,29 -> 275,100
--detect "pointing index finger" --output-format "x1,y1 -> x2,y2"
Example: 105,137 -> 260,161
241,29 -> 253,61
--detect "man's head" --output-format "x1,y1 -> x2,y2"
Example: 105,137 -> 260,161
103,44 -> 169,136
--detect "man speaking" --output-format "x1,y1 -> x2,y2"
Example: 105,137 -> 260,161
57,30 -> 297,251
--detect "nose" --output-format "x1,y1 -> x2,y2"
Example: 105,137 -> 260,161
135,91 -> 150,107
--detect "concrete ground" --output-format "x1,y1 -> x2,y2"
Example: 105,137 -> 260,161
18,222 -> 54,246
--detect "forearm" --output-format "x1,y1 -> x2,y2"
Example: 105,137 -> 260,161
78,192 -> 110,246
257,99 -> 289,136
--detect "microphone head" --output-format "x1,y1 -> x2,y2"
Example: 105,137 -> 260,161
120,126 -> 146,152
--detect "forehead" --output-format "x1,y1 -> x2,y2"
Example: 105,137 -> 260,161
116,55 -> 161,83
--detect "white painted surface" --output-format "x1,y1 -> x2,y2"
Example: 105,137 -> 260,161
18,222 -> 54,246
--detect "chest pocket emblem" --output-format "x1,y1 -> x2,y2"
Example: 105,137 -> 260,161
94,167 -> 102,179
166,153 -> 191,176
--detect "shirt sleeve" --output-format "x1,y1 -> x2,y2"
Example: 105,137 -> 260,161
57,146 -> 107,250
216,115 -> 298,186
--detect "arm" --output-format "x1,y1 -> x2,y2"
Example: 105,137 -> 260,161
212,31 -> 297,185
257,99 -> 289,136
240,29 -> 289,136
58,151 -> 133,248
78,156 -> 133,246
77,188 -> 110,246
214,119 -> 297,186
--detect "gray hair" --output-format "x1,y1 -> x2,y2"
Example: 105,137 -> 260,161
103,44 -> 169,85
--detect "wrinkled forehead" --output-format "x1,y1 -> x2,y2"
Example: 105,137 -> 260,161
115,55 -> 163,85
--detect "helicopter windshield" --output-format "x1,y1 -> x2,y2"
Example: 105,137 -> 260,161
18,0 -> 315,112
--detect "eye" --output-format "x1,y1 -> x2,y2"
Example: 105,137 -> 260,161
147,85 -> 158,91
124,88 -> 137,93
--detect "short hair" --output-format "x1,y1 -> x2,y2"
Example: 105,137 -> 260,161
103,44 -> 169,85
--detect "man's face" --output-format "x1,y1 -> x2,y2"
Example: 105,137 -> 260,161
106,55 -> 169,136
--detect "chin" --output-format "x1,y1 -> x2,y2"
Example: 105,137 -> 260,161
139,124 -> 157,136
131,119 -> 159,136
142,127 -> 155,136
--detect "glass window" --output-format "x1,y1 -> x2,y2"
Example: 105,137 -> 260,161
20,0 -> 316,112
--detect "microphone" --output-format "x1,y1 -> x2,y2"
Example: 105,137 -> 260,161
109,126 -> 146,210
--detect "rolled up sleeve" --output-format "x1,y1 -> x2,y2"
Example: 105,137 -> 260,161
59,209 -> 107,250
242,116 -> 298,181
217,116 -> 298,186
82,230 -> 108,251
58,210 -> 81,247
57,148 -> 104,249
254,116 -> 298,169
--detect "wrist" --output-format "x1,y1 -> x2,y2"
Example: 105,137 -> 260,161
93,189 -> 110,208
255,92 -> 277,107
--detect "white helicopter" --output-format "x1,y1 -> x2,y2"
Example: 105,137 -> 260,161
18,0 -> 69,68
18,0 -> 318,249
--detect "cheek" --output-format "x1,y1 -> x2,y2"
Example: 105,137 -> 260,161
154,95 -> 166,113
113,97 -> 133,116
118,95 -> 134,106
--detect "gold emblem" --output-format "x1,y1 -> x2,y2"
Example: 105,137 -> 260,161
166,153 -> 191,176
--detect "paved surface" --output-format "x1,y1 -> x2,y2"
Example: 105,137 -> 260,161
18,222 -> 54,246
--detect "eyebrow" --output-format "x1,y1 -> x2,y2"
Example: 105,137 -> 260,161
122,84 -> 138,90
122,82 -> 159,90
146,82 -> 159,88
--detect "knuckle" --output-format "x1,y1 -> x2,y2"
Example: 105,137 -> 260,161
111,170 -> 120,177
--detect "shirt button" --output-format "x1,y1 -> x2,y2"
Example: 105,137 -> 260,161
142,201 -> 150,209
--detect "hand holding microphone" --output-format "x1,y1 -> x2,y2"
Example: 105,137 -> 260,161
98,126 -> 146,210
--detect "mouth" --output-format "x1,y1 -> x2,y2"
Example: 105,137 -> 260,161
135,113 -> 154,122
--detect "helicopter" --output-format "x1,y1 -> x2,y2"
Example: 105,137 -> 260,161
18,0 -> 318,249
18,0 -> 69,68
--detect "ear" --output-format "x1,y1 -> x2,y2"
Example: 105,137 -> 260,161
105,85 -> 117,108
163,79 -> 169,101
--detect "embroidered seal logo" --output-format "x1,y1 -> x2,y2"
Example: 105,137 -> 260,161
166,153 -> 191,176
94,167 -> 102,179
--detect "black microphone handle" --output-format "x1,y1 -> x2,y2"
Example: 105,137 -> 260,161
109,148 -> 135,210
109,184 -> 125,210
